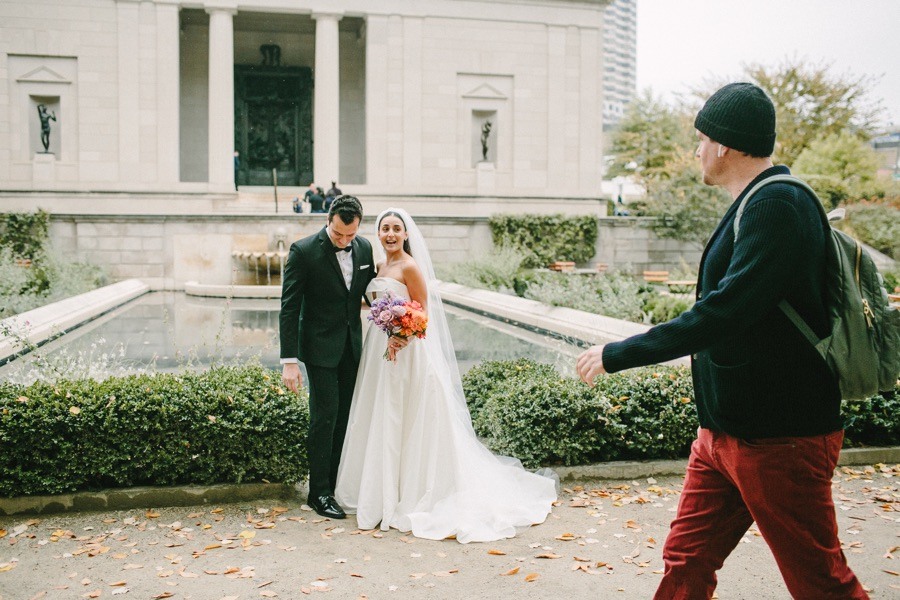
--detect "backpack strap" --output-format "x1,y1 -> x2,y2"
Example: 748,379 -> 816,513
733,174 -> 824,242
732,174 -> 832,345
777,300 -> 821,347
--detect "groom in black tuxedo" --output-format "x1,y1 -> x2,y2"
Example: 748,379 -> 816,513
280,196 -> 376,519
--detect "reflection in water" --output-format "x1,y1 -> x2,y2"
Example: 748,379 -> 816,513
1,292 -> 580,384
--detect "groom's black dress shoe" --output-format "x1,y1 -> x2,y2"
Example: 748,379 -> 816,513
308,495 -> 346,519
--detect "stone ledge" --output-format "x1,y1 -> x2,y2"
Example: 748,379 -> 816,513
0,279 -> 149,364
553,446 -> 900,482
3,447 -> 896,516
0,483 -> 301,517
184,281 -> 281,298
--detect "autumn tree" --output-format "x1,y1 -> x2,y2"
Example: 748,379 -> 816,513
793,130 -> 884,206
606,89 -> 695,194
743,59 -> 884,167
641,153 -> 732,249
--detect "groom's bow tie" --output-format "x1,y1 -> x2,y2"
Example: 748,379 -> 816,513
332,244 -> 352,253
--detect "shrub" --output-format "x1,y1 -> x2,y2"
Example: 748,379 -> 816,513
462,358 -> 558,433
477,373 -> 622,468
0,364 -> 309,497
593,367 -> 698,459
642,294 -> 693,324
0,210 -> 49,259
489,214 -> 598,268
439,245 -> 525,293
840,202 -> 900,259
522,271 -> 650,322
466,360 -> 899,469
882,267 -> 900,294
0,247 -> 107,319
842,386 -> 900,448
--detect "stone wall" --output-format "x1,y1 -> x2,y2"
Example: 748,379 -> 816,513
48,213 -> 701,290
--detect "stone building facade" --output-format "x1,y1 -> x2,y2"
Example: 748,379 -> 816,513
1,0 -> 613,203
1,0 -> 701,291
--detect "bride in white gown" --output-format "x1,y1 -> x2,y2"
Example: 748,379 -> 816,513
335,208 -> 557,543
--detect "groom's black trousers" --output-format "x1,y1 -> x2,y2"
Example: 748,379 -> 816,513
304,334 -> 359,499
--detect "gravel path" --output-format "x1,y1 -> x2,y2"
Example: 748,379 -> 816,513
1,465 -> 897,599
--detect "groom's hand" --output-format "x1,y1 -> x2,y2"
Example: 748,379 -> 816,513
282,362 -> 303,393
576,345 -> 607,387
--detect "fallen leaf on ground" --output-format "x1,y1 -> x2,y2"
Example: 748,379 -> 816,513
524,573 -> 539,582
487,549 -> 506,556
501,567 -> 520,576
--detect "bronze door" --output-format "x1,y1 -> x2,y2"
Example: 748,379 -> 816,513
235,66 -> 313,187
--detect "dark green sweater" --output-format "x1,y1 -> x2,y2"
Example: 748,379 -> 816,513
603,166 -> 842,438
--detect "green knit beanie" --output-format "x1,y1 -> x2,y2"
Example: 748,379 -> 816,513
694,82 -> 776,157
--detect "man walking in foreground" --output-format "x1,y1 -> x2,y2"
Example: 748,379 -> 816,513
576,83 -> 868,599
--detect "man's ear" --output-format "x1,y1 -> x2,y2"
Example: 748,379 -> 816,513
716,144 -> 726,158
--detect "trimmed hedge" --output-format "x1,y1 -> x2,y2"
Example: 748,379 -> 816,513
463,359 -> 900,468
0,364 -> 309,497
3,358 -> 896,497
489,214 -> 598,269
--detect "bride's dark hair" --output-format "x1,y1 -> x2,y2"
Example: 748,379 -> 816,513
377,211 -> 412,255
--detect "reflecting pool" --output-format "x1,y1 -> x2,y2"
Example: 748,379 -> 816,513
1,292 -> 580,383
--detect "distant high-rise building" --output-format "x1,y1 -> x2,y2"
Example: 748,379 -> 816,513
602,0 -> 637,130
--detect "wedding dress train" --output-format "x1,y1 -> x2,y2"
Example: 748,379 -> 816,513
335,276 -> 557,543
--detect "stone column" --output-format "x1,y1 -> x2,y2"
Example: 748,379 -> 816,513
156,0 -> 181,185
207,6 -> 236,191
312,12 -> 342,187
117,0 -> 141,182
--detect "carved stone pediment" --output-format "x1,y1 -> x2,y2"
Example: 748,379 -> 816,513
16,65 -> 72,84
461,82 -> 507,100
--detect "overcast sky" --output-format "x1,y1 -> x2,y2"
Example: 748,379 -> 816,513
635,0 -> 900,129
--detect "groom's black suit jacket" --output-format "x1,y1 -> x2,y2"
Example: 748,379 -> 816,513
279,227 -> 376,368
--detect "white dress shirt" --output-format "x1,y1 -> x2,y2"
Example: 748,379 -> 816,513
336,247 -> 353,289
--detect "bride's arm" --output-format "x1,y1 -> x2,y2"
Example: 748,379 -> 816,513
387,260 -> 427,358
402,260 -> 428,312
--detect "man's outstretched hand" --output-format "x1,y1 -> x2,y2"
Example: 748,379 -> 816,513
576,345 -> 607,386
282,362 -> 303,393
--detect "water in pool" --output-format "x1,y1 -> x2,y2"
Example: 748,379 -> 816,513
1,292 -> 581,384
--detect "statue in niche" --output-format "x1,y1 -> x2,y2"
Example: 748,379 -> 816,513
480,120 -> 492,161
37,104 -> 56,153
260,44 -> 282,67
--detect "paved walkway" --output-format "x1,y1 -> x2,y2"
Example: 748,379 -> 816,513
1,465 -> 897,599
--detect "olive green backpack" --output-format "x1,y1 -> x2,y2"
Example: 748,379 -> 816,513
735,174 -> 900,400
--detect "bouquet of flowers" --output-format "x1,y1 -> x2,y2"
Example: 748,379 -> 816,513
368,291 -> 428,361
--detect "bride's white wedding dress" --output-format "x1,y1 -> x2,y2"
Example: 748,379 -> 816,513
335,276 -> 557,543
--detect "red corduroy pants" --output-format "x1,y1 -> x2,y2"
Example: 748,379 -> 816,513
653,427 -> 868,600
